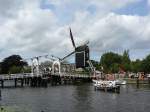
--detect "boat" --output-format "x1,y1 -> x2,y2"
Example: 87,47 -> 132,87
115,79 -> 126,85
93,80 -> 116,87
93,80 -> 120,93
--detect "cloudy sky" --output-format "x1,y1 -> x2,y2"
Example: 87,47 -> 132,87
0,0 -> 150,62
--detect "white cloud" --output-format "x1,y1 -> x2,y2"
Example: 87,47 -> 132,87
68,12 -> 150,54
148,0 -> 150,6
0,0 -> 58,57
0,0 -> 149,61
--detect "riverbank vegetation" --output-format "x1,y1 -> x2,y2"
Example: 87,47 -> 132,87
0,50 -> 150,74
0,55 -> 28,74
98,50 -> 150,74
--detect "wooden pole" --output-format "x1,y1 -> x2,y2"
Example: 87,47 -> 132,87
136,77 -> 139,88
1,80 -> 4,88
21,79 -> 24,87
0,89 -> 1,100
148,77 -> 150,86
15,78 -> 17,87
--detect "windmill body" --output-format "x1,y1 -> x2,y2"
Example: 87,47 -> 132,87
68,28 -> 90,68
75,45 -> 89,68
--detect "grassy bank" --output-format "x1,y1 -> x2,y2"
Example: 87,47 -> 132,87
0,106 -> 16,112
124,78 -> 150,84
0,106 -> 31,112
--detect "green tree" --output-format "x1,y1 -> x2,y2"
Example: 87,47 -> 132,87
90,60 -> 99,70
141,55 -> 150,73
1,55 -> 28,74
23,66 -> 31,73
9,66 -> 22,74
100,52 -> 122,73
131,59 -> 142,73
111,63 -> 120,73
121,50 -> 131,72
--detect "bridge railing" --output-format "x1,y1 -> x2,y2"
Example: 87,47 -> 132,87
53,72 -> 94,78
0,72 -> 95,80
0,73 -> 34,80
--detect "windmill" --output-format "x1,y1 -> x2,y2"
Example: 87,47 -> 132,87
61,28 -> 90,68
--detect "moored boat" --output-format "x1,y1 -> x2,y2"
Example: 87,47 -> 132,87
93,80 -> 120,93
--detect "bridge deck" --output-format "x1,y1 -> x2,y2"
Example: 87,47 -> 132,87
0,72 -> 94,80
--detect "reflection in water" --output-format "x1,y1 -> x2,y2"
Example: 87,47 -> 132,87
73,84 -> 93,112
0,84 -> 150,112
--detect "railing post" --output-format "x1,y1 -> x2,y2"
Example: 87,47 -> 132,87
136,77 -> 139,88
1,80 -> 4,88
15,78 -> 17,87
0,89 -> 1,100
21,78 -> 24,87
148,77 -> 150,85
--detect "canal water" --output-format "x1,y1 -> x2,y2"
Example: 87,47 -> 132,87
0,84 -> 150,112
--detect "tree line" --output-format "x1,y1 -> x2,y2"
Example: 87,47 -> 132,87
97,50 -> 150,74
0,55 -> 29,74
0,51 -> 150,74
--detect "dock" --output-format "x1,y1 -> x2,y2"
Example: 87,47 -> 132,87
0,72 -> 94,88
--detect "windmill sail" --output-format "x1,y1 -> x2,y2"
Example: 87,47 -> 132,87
62,51 -> 75,61
69,28 -> 76,48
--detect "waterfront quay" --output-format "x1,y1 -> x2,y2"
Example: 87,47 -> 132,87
124,78 -> 150,84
